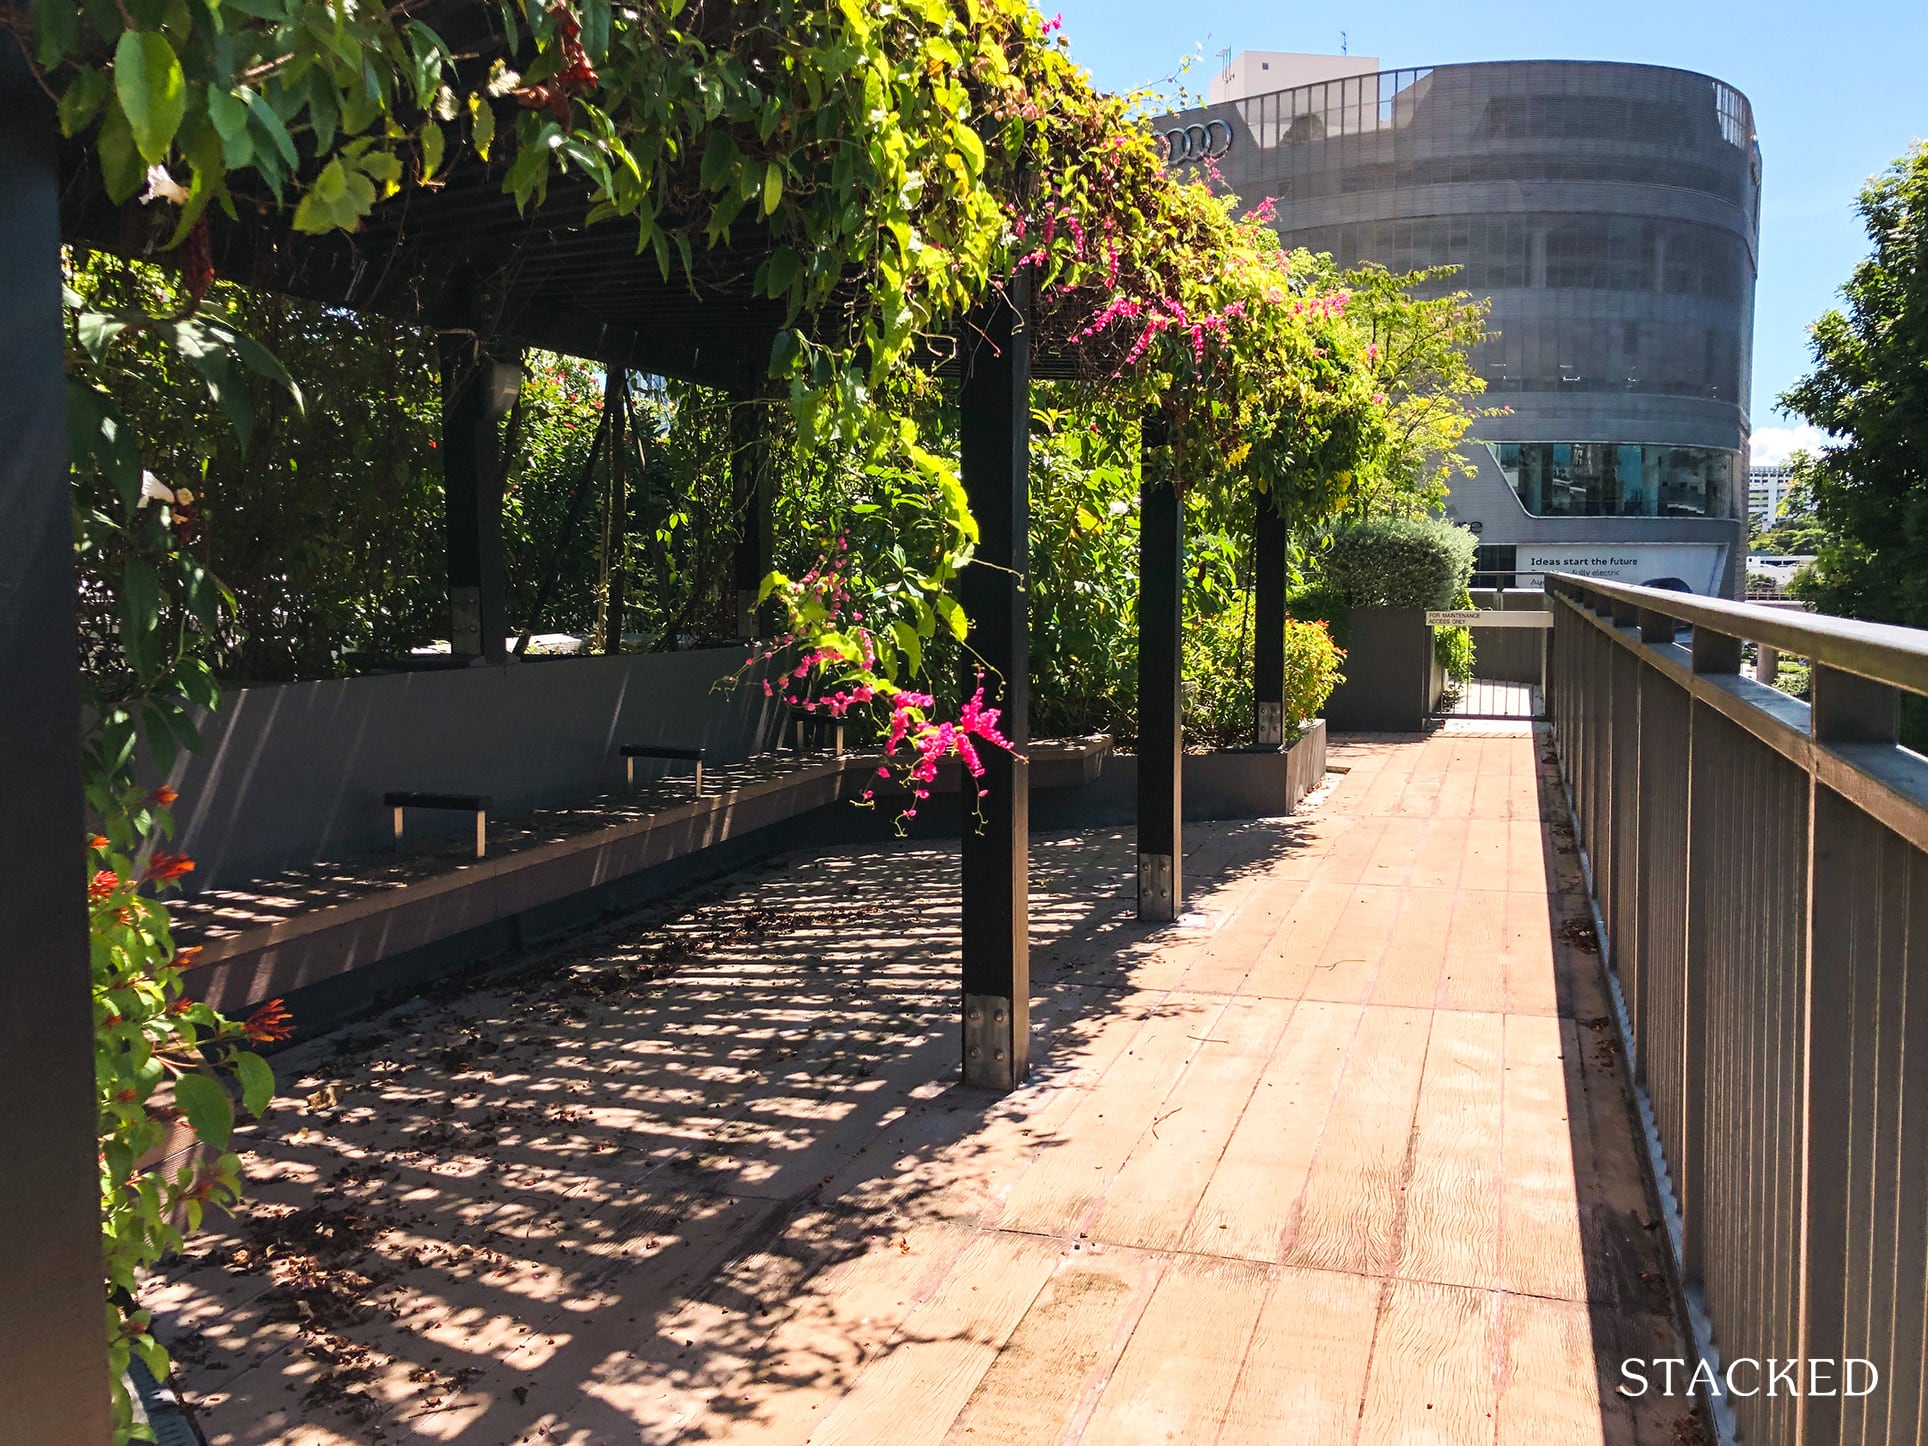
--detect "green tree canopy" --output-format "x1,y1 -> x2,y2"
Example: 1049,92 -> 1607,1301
1778,142 -> 1928,629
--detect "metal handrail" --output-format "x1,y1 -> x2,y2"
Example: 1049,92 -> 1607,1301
1549,574 -> 1928,698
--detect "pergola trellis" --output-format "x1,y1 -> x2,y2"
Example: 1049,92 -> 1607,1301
0,38 -> 1297,1439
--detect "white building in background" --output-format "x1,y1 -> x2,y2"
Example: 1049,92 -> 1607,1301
1209,51 -> 1378,105
1749,462 -> 1795,530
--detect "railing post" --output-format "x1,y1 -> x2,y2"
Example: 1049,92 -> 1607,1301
1138,412 -> 1183,922
0,49 -> 116,1441
956,278 -> 1032,1092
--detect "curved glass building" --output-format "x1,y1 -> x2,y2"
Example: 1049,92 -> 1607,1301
1172,58 -> 1760,594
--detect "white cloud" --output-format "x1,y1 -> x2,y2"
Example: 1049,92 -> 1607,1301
1751,424 -> 1830,465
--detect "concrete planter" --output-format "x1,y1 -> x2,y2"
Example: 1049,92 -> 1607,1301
1322,606 -> 1444,732
1023,719 -> 1329,828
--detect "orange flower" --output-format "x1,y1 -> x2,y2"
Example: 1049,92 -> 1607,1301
148,786 -> 179,808
88,834 -> 110,853
174,946 -> 204,970
243,998 -> 294,1044
143,852 -> 195,884
88,869 -> 120,902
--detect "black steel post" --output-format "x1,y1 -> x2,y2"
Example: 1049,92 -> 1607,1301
602,370 -> 627,654
731,390 -> 774,641
1138,413 -> 1183,920
1254,495 -> 1287,747
957,278 -> 1032,1091
441,337 -> 509,663
0,50 -> 116,1442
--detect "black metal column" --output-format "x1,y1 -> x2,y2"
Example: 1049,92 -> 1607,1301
602,370 -> 627,654
1138,414 -> 1183,920
0,52 -> 115,1443
441,337 -> 508,663
731,391 -> 774,641
957,280 -> 1032,1091
1254,495 -> 1287,747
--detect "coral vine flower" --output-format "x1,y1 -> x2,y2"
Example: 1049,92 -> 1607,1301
143,852 -> 195,884
242,998 -> 294,1044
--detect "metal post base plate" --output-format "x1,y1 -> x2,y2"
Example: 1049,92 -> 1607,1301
962,993 -> 1025,1092
1138,853 -> 1177,922
1256,701 -> 1285,749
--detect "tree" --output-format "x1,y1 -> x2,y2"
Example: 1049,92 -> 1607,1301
1778,143 -> 1928,631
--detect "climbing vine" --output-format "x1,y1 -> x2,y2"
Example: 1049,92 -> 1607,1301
20,5 -> 1444,1429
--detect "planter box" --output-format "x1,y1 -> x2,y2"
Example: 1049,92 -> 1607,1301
1322,606 -> 1444,732
1025,720 -> 1328,828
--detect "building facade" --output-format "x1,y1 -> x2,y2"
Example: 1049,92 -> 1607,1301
1169,58 -> 1761,595
1748,461 -> 1795,530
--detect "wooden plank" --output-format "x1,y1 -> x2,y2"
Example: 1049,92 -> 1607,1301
941,1248 -> 1161,1446
1086,997 -> 1294,1251
994,995 -> 1223,1238
1500,889 -> 1562,1017
1285,1005 -> 1431,1275
1463,818 -> 1511,890
1240,881 -> 1354,1000
1368,889 -> 1452,1010
1177,880 -> 1304,996
1498,1015 -> 1588,1301
1410,817 -> 1471,890
1356,1279 -> 1499,1446
1396,1010 -> 1505,1291
1218,1265 -> 1380,1445
1495,1294 -> 1609,1446
806,1232 -> 1062,1446
1439,889 -> 1509,1014
1076,1256 -> 1270,1443
1304,884 -> 1404,1004
1181,1001 -> 1361,1261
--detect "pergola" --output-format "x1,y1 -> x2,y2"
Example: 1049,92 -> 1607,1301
0,38 -> 1295,1439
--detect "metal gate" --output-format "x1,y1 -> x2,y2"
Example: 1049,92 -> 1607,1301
1425,605 -> 1552,721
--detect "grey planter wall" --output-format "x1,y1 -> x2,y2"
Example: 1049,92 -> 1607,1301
162,647 -> 780,890
1323,607 -> 1442,732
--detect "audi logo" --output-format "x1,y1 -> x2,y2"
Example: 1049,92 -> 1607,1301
1162,119 -> 1234,166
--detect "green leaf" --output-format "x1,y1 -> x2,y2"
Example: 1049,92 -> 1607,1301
419,118 -> 445,177
172,1072 -> 233,1151
114,29 -> 188,165
469,93 -> 495,161
59,68 -> 111,138
97,103 -> 144,203
935,593 -> 969,642
762,160 -> 783,216
232,1052 -> 275,1118
890,619 -> 922,675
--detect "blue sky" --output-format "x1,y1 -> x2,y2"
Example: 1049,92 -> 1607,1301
1048,0 -> 1928,461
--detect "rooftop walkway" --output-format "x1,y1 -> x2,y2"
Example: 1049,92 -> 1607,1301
145,729 -> 1698,1445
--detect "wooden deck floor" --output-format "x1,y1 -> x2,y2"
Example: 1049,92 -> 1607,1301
146,730 -> 1700,1445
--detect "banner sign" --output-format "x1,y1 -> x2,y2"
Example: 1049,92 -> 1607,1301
1519,543 -> 1728,595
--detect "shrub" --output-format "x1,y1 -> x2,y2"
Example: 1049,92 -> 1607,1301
1432,585 -> 1477,683
1281,618 -> 1347,729
1323,515 -> 1478,609
1184,599 -> 1345,749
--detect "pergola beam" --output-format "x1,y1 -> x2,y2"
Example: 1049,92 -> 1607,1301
0,56 -> 115,1443
1137,414 -> 1183,921
957,280 -> 1033,1091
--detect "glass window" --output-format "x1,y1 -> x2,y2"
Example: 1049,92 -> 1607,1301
1492,443 -> 1738,518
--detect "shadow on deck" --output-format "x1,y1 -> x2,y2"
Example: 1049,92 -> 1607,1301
144,730 -> 1702,1445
